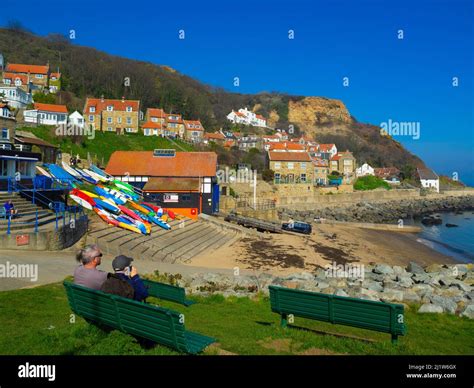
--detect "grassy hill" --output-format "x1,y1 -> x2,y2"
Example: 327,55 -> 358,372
1,27 -> 424,173
18,125 -> 194,165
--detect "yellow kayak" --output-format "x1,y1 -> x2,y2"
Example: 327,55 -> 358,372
117,221 -> 142,234
129,201 -> 151,215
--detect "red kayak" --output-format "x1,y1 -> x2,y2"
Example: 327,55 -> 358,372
141,202 -> 161,213
118,205 -> 150,224
70,188 -> 95,207
164,209 -> 176,220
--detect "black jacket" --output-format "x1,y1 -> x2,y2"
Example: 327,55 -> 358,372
100,273 -> 134,299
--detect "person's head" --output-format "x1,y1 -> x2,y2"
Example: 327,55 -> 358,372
112,255 -> 134,275
76,244 -> 103,268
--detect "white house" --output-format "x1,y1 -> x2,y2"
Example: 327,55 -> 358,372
418,168 -> 439,193
227,107 -> 266,127
0,86 -> 32,109
69,111 -> 85,128
24,103 -> 68,126
356,163 -> 375,177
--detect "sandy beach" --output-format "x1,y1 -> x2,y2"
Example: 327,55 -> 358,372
188,224 -> 455,275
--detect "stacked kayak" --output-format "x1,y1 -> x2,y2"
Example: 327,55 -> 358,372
38,163 -> 176,235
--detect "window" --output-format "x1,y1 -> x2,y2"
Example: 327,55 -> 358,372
16,161 -> 29,176
126,117 -> 132,124
36,74 -> 44,79
343,159 -> 352,166
125,128 -> 133,133
78,119 -> 84,124
0,159 -> 8,176
301,162 -> 306,170
287,162 -> 294,170
300,174 -> 306,182
107,105 -> 113,111
117,117 -> 122,124
107,117 -> 112,124
151,117 -> 158,122
89,115 -> 94,122
90,107 -> 96,113
144,129 -> 150,136
2,128 -> 9,139
274,173 -> 281,183
274,162 -> 281,170
107,127 -> 113,131
126,106 -> 132,112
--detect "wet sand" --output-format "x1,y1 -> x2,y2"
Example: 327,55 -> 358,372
188,224 -> 455,275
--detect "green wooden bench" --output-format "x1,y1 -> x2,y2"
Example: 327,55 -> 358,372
64,281 -> 215,354
142,279 -> 195,306
269,285 -> 407,343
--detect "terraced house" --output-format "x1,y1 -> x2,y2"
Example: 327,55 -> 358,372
268,151 -> 314,185
329,150 -> 356,179
84,97 -> 140,134
184,120 -> 204,142
3,63 -> 49,93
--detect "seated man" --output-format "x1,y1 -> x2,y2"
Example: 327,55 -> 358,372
100,255 -> 148,302
73,244 -> 108,290
4,200 -> 18,218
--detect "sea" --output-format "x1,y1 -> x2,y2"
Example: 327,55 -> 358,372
405,211 -> 474,263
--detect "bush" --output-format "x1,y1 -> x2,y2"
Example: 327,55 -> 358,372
261,169 -> 274,182
353,175 -> 391,191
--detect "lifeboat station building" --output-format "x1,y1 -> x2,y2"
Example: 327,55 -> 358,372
105,150 -> 219,218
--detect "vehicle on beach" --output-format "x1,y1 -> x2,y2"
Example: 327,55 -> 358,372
281,220 -> 312,234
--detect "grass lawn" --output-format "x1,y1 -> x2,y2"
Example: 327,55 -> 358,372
0,282 -> 473,355
17,125 -> 195,165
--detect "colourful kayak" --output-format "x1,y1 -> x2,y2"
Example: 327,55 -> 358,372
70,189 -> 95,207
94,207 -> 119,226
118,205 -> 149,224
69,194 -> 93,210
94,198 -> 120,214
141,202 -> 161,213
99,185 -> 129,203
36,165 -> 52,178
113,214 -> 149,235
61,162 -> 82,179
164,209 -> 176,220
147,215 -> 171,230
90,164 -> 114,180
129,201 -> 152,215
84,168 -> 109,183
113,180 -> 137,194
73,167 -> 99,184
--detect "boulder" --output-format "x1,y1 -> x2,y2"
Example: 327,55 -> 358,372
407,261 -> 425,274
418,304 -> 443,314
334,289 -> 348,297
316,281 -> 330,290
403,292 -> 421,303
392,266 -> 407,275
381,289 -> 404,302
425,264 -> 445,273
451,280 -> 472,293
412,273 -> 430,284
396,276 -> 414,288
460,304 -> 474,319
429,295 -> 457,314
286,272 -> 315,281
374,264 -> 394,275
363,280 -> 383,292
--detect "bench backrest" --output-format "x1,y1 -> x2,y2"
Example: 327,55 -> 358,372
64,281 -> 189,352
269,285 -> 406,336
142,279 -> 187,305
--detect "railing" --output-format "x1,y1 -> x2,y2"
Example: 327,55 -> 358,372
3,178 -> 87,234
235,196 -> 276,211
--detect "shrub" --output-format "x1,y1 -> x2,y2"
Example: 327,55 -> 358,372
353,175 -> 391,191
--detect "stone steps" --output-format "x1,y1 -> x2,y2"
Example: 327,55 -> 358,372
88,215 -> 240,264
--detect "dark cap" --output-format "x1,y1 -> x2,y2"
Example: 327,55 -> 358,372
112,255 -> 133,271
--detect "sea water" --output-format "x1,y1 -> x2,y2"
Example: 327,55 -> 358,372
408,211 -> 474,263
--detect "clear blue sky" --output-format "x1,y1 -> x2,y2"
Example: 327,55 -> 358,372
1,0 -> 473,184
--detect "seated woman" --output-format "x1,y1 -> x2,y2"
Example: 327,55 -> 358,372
4,200 -> 18,218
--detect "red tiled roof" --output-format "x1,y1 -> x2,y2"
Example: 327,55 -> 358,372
223,140 -> 235,147
34,103 -> 68,113
50,72 -> 61,79
141,121 -> 166,129
6,63 -> 49,75
256,114 -> 266,120
204,132 -> 225,140
319,144 -> 336,152
184,120 -> 203,131
269,142 -> 306,151
106,151 -> 217,177
84,98 -> 140,113
3,72 -> 28,84
312,158 -> 328,167
268,151 -> 312,162
147,108 -> 167,118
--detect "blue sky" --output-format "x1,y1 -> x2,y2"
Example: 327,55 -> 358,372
1,0 -> 473,184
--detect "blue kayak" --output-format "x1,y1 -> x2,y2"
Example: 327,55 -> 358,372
73,167 -> 99,184
94,186 -> 126,205
44,164 -> 79,184
90,164 -> 113,179
93,198 -> 120,214
148,215 -> 171,230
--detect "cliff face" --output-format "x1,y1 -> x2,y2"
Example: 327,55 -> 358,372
288,97 -> 352,131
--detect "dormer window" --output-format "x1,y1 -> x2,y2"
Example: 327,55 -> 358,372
15,78 -> 22,86
90,107 -> 96,113
126,106 -> 132,112
36,74 -> 44,79
107,105 -> 114,111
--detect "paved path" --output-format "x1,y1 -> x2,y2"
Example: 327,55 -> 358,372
0,249 -> 256,292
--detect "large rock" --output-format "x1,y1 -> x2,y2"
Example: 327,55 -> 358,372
392,266 -> 407,276
418,304 -> 444,314
396,276 -> 414,288
403,292 -> 421,303
451,280 -> 472,293
363,280 -> 383,292
374,264 -> 394,275
316,281 -> 330,290
460,304 -> 474,319
412,273 -> 430,284
412,284 -> 434,295
381,289 -> 404,302
425,264 -> 445,273
334,289 -> 348,297
407,261 -> 425,274
429,295 -> 457,314
286,272 -> 315,281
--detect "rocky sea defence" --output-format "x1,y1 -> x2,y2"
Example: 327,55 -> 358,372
149,262 -> 474,319
278,195 -> 474,224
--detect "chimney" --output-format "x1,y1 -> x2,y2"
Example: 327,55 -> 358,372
101,94 -> 104,103
121,96 -> 125,103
